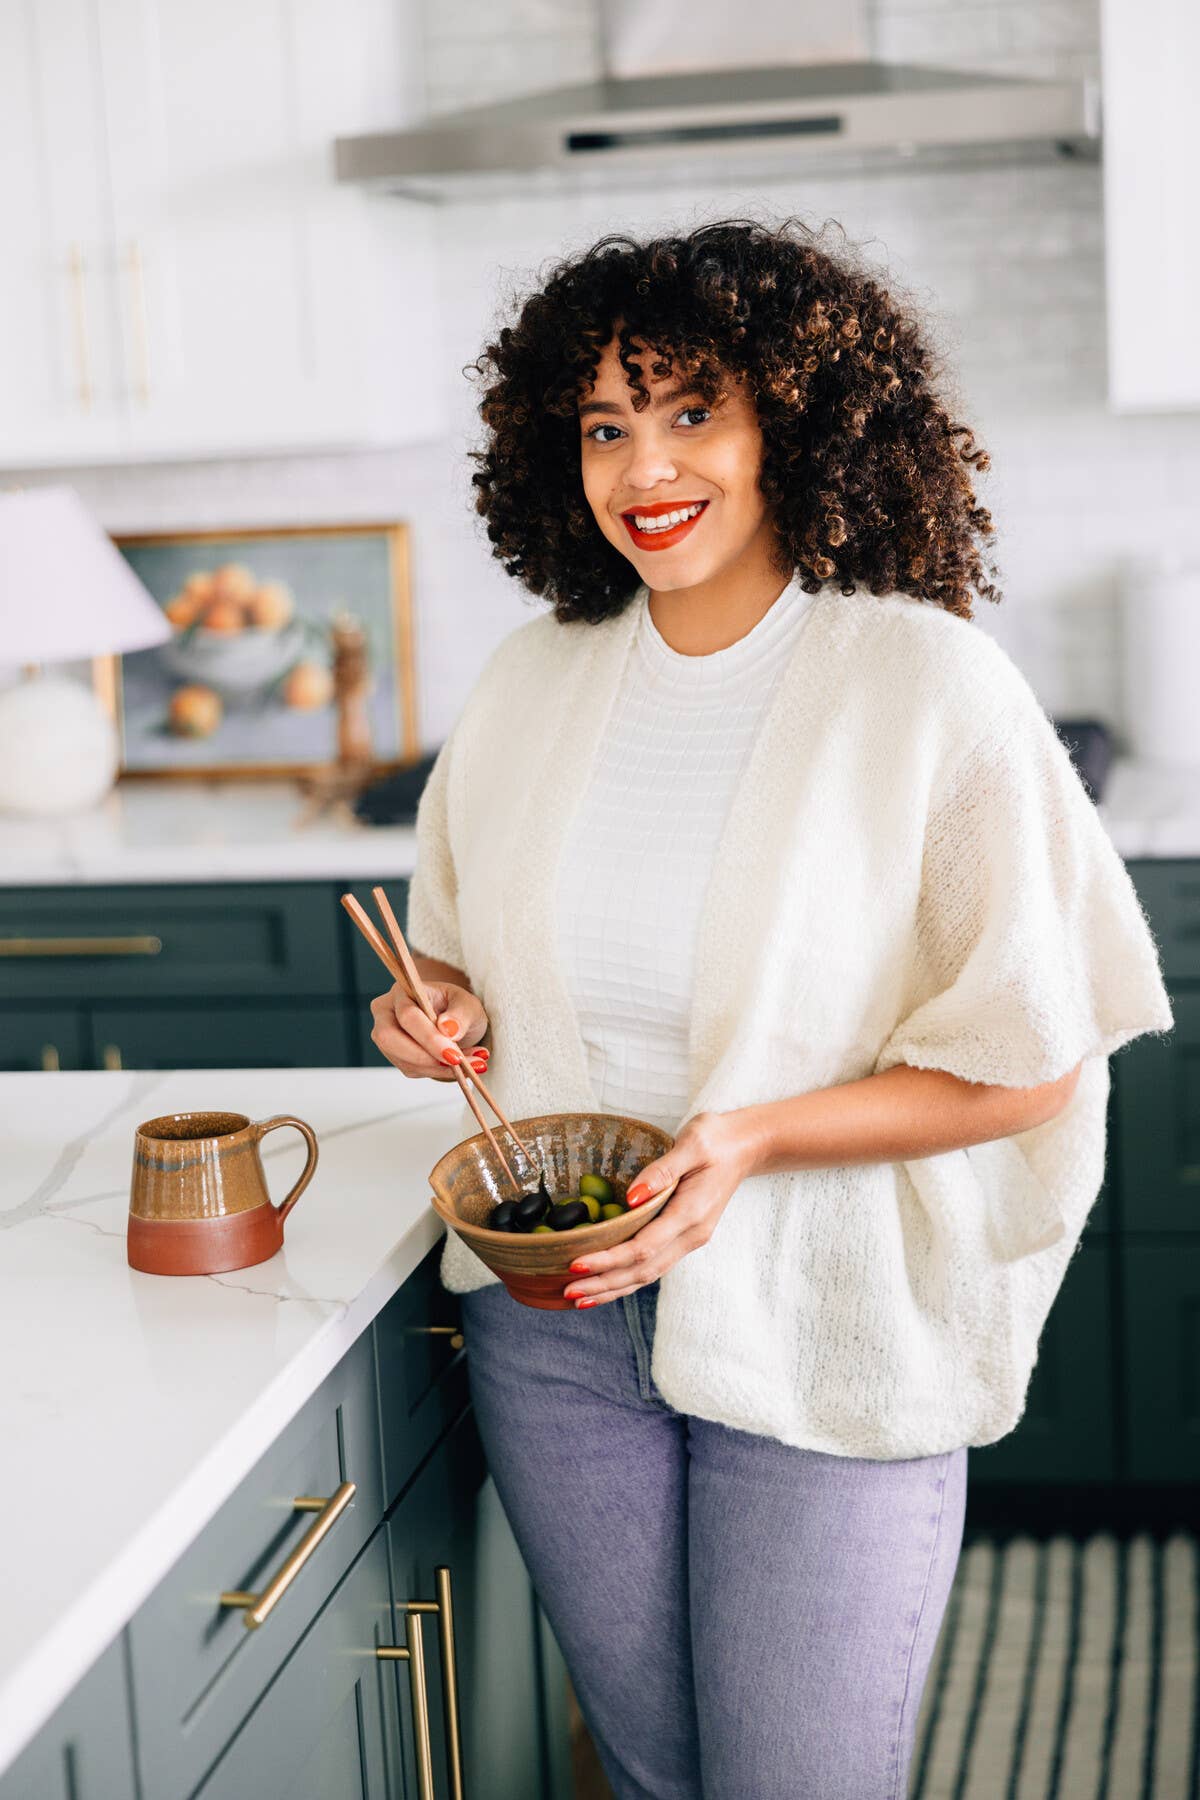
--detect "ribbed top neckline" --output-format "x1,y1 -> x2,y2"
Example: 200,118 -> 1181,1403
634,575 -> 816,698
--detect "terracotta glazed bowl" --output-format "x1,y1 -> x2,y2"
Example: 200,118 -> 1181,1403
428,1112 -> 677,1310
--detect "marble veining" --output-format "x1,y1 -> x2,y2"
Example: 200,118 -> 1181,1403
0,1066 -> 469,1776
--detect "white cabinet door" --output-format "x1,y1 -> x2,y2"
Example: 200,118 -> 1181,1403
92,0 -> 442,457
1102,0 -> 1200,411
0,0 -> 126,464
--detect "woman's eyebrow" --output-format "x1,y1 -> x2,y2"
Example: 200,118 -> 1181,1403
578,381 -> 697,418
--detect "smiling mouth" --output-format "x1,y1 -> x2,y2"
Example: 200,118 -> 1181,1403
620,500 -> 709,550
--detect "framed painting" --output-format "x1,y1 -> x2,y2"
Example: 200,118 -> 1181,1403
94,521 -> 419,778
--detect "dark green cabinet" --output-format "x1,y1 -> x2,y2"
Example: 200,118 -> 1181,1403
966,1241 -> 1116,1483
0,878 -> 407,1073
91,1001 -> 352,1070
0,1009 -> 85,1072
1114,988 -> 1200,1233
387,1407 -> 554,1800
196,1529 -> 403,1800
1121,1242 -> 1200,1482
0,1636 -> 136,1799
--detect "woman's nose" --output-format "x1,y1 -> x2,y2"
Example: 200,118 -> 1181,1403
621,438 -> 679,490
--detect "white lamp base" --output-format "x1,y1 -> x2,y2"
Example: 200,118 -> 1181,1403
0,673 -> 120,816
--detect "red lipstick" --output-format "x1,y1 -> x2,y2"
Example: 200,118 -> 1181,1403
620,500 -> 709,553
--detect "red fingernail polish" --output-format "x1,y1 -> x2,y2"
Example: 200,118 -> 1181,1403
569,1260 -> 591,1275
441,1047 -> 462,1065
437,1017 -> 460,1036
576,1298 -> 596,1309
626,1183 -> 652,1207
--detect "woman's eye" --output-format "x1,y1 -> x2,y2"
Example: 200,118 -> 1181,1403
586,424 -> 622,443
679,406 -> 711,427
584,406 -> 710,445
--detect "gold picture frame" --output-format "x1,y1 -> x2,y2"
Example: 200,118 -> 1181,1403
94,520 -> 419,780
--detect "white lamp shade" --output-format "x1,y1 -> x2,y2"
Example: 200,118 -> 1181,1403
0,486 -> 172,663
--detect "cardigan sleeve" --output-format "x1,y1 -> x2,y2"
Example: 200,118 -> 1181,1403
405,725 -> 467,973
873,691 -> 1174,1094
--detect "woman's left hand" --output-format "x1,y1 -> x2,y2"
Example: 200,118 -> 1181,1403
562,1111 -> 759,1307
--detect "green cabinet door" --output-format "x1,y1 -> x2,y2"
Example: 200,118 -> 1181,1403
386,1406 -> 564,1800
0,1009 -> 86,1072
1121,1241 -> 1200,1482
195,1528 -> 403,1800
88,1001 -> 352,1070
0,1633 -> 136,1800
1114,991 -> 1200,1234
965,1240 -> 1115,1483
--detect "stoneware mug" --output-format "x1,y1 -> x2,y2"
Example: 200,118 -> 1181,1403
127,1110 -> 319,1276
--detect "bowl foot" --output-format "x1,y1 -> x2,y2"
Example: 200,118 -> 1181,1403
501,1272 -> 574,1311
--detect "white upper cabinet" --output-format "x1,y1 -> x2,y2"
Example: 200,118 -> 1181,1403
0,0 -> 127,463
1102,0 -> 1200,411
0,0 -> 443,465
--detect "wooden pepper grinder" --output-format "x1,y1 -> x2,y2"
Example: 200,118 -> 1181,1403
332,610 -> 373,770
295,609 -> 376,822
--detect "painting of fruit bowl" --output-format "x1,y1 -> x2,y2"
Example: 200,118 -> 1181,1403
101,523 -> 417,777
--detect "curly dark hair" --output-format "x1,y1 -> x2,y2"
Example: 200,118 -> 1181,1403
464,215 -> 1000,624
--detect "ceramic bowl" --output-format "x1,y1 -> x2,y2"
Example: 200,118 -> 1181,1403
428,1111 -> 677,1310
158,619 -> 306,699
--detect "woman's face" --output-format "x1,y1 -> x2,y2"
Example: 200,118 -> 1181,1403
578,333 -> 778,593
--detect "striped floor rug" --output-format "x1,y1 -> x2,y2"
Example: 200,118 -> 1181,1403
910,1532 -> 1199,1799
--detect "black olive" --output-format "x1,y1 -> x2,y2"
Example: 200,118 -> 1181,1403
549,1200 -> 590,1231
513,1187 -> 551,1232
488,1200 -> 518,1231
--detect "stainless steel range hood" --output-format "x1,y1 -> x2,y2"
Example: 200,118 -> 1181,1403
336,0 -> 1100,200
335,57 -> 1099,202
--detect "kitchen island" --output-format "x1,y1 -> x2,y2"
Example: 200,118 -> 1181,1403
0,1066 -> 568,1797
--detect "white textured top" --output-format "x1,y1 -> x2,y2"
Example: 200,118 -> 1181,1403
407,584 -> 1174,1459
555,579 -> 818,1132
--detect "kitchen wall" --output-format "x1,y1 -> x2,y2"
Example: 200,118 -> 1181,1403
13,0 -> 1200,747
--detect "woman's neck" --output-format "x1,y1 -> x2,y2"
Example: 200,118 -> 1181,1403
648,565 -> 795,656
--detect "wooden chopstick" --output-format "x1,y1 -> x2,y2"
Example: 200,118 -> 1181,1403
340,893 -> 523,1194
368,885 -> 536,1169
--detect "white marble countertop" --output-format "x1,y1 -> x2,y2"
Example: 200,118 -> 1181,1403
0,1067 -> 468,1776
0,758 -> 1197,887
0,779 -> 418,886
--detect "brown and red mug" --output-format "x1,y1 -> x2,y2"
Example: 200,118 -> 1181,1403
127,1110 -> 319,1276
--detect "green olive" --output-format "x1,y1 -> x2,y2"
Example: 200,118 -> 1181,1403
532,1223 -> 554,1234
578,1195 -> 602,1223
600,1201 -> 625,1220
579,1173 -> 614,1203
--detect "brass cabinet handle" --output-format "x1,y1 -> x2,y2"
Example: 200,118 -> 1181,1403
407,1325 -> 465,1352
66,243 -> 93,411
0,935 -> 163,957
377,1610 -> 435,1800
403,1566 -> 465,1800
102,1044 -> 123,1072
40,1044 -> 60,1073
220,1481 -> 356,1630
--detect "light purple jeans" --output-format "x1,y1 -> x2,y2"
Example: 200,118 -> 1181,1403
460,1278 -> 967,1800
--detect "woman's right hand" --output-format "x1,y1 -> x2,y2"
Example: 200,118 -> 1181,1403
369,979 -> 490,1082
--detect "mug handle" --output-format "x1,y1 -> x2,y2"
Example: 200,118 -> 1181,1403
253,1116 -> 320,1224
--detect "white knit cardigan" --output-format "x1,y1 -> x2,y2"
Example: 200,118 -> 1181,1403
407,583 -> 1174,1460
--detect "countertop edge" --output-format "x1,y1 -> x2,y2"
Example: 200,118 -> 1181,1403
0,1207 -> 446,1777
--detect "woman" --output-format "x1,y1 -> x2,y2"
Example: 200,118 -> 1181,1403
370,218 -> 1172,1799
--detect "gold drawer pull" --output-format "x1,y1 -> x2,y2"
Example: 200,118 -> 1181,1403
407,1325 -> 465,1351
402,1566 -> 465,1799
220,1481 -> 356,1630
377,1610 -> 435,1800
0,935 -> 163,958
41,1044 -> 60,1073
